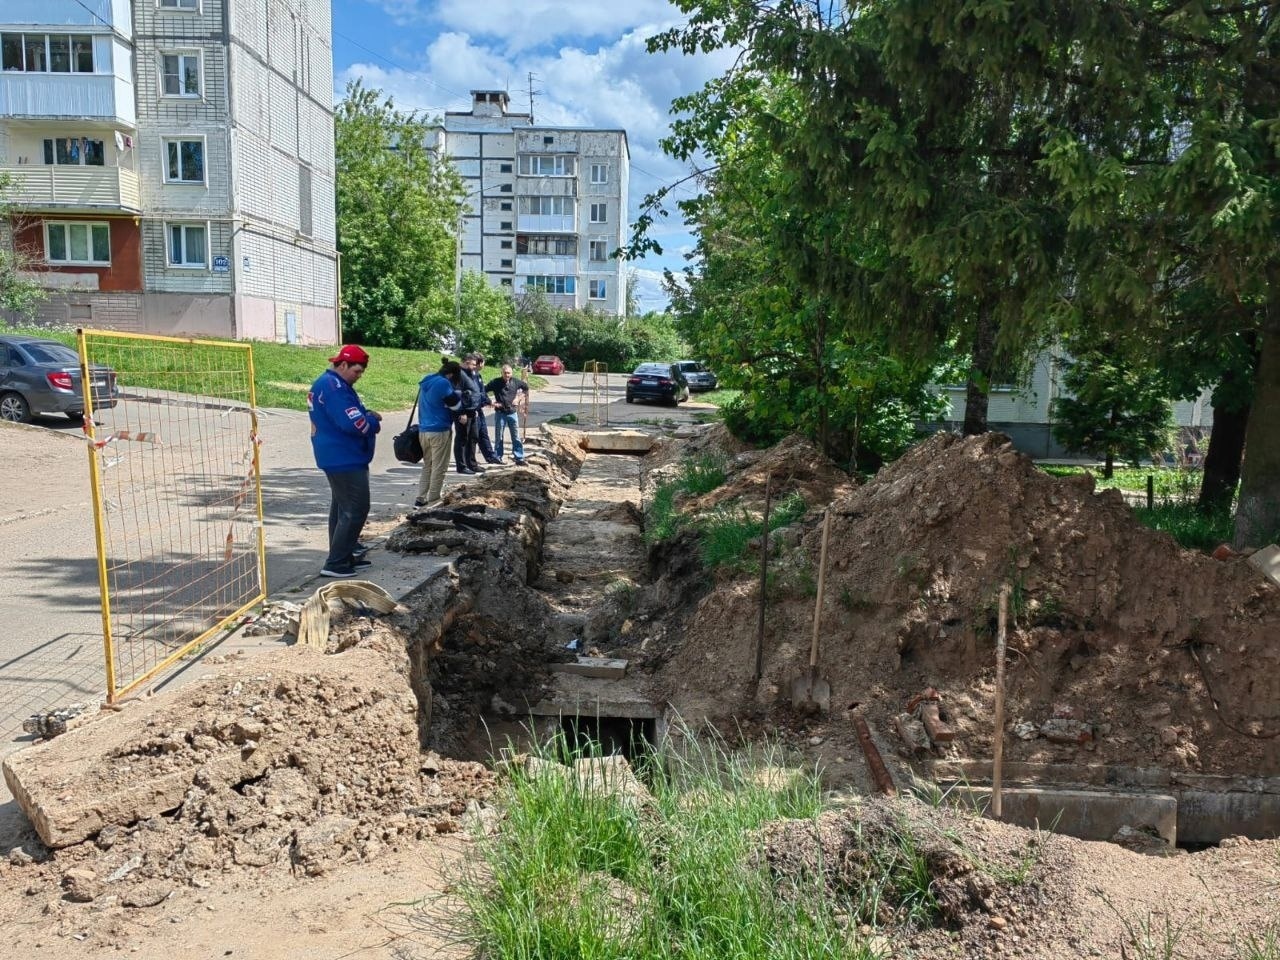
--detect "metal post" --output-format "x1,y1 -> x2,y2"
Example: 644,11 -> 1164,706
993,583 -> 1010,818
78,329 -> 118,702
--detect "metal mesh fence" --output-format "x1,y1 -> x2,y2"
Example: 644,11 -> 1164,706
76,330 -> 266,702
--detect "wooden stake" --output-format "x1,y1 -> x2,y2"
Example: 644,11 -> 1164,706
753,473 -> 772,681
993,583 -> 1010,819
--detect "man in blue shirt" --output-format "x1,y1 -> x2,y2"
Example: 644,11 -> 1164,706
308,345 -> 382,578
414,360 -> 463,508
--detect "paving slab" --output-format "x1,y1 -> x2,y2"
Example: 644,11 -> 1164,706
954,785 -> 1178,846
551,657 -> 630,679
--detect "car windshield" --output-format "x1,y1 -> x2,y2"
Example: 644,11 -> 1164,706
21,342 -> 80,365
634,364 -> 670,376
679,362 -> 706,373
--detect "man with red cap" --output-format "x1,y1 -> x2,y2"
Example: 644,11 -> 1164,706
308,345 -> 382,578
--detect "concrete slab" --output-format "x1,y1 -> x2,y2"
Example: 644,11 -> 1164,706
1178,789 -> 1280,844
953,785 -> 1178,846
1248,544 -> 1280,587
529,672 -> 659,719
580,430 -> 654,454
551,657 -> 629,679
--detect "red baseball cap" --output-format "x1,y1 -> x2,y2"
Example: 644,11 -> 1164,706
329,345 -> 370,365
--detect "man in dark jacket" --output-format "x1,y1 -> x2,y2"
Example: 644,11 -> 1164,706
453,354 -> 485,475
472,353 -> 503,464
308,345 -> 381,578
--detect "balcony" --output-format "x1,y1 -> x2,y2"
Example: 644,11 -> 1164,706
1,164 -> 141,213
515,254 -> 577,275
517,214 -> 576,234
0,73 -> 135,126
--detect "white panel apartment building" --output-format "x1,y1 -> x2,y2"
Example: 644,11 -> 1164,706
0,0 -> 338,343
428,90 -> 629,316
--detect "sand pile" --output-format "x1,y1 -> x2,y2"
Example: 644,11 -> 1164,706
648,431 -> 1280,775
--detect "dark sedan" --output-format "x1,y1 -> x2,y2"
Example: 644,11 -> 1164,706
0,335 -> 118,423
626,362 -> 690,406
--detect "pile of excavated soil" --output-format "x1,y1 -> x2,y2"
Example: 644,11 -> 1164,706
760,795 -> 1280,960
0,621 -> 494,933
646,432 -> 1280,776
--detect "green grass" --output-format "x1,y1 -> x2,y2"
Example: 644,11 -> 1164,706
701,492 -> 807,572
1039,464 -> 1202,498
644,455 -> 729,545
455,731 -> 879,960
694,388 -> 742,408
1135,502 -> 1236,552
0,323 -> 545,412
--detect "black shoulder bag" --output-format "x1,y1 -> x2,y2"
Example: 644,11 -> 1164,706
392,397 -> 423,463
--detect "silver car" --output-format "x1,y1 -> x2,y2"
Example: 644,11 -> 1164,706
0,334 -> 118,423
676,360 -> 718,392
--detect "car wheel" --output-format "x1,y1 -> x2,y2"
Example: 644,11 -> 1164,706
0,391 -> 31,423
626,395 -> 633,403
66,411 -> 84,422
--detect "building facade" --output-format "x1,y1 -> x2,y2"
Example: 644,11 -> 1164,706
427,90 -> 629,316
1,0 -> 338,343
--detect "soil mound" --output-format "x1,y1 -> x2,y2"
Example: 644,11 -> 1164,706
652,431 -> 1280,775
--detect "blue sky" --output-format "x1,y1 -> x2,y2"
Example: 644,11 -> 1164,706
331,0 -> 734,313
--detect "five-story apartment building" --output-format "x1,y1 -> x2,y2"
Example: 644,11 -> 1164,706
428,90 -> 629,316
1,0 -> 338,343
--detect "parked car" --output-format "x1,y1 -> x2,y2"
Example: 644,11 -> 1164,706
532,355 -> 565,376
675,360 -> 718,392
626,362 -> 690,406
0,335 -> 118,424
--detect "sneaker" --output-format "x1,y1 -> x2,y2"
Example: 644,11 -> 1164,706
352,543 -> 370,557
514,458 -> 526,466
456,467 -> 476,475
352,557 -> 372,568
413,497 -> 428,507
469,465 -> 487,474
320,565 -> 355,579
486,457 -> 504,465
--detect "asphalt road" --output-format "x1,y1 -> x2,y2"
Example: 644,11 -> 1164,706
0,372 -> 712,754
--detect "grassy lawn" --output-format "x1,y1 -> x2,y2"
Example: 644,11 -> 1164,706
1,324 -> 545,412
692,387 -> 741,407
1038,463 -> 1202,498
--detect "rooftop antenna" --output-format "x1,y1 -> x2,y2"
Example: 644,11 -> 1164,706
527,71 -> 540,123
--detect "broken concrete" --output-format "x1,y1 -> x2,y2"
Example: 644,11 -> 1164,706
552,657 -> 630,679
580,430 -> 654,454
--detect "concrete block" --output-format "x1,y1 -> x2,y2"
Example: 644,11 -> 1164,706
581,431 -> 653,454
1247,544 -> 1280,586
954,786 -> 1178,846
1177,789 -> 1280,845
551,657 -> 629,679
529,697 -> 660,719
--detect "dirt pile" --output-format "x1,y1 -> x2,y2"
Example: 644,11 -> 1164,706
0,621 -> 493,924
646,431 -> 1280,776
759,795 -> 1280,959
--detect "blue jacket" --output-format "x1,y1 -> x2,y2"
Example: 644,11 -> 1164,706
418,373 -> 460,432
308,368 -> 380,471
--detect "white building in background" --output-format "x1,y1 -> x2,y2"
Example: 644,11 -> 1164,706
427,90 -> 630,317
1,0 -> 338,344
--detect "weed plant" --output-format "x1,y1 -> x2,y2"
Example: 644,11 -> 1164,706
1135,502 -> 1235,552
701,492 -> 808,572
456,731 -> 880,960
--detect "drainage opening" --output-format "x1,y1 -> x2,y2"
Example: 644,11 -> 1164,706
560,714 -> 656,760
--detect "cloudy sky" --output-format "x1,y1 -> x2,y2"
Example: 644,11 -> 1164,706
332,0 -> 734,312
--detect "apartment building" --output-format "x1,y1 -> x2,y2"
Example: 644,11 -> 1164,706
427,90 -> 629,316
0,0 -> 338,343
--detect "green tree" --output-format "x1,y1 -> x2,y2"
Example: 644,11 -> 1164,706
1051,340 -> 1177,478
335,81 -> 461,348
0,174 -> 45,319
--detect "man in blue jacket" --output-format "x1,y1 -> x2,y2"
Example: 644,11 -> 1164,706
308,345 -> 382,578
414,360 -> 463,508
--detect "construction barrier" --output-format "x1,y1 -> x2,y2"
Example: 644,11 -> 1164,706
76,330 -> 267,702
577,360 -> 611,426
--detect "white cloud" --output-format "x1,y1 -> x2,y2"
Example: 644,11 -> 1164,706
372,0 -> 678,52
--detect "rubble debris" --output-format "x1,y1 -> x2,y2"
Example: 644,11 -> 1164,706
23,702 -> 96,740
242,600 -> 302,637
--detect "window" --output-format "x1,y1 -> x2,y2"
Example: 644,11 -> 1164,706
500,278 -> 513,286
500,201 -> 512,211
167,222 -> 208,267
589,240 -> 608,261
499,163 -> 512,173
500,220 -> 512,230
46,221 -> 110,266
42,138 -> 105,166
589,203 -> 607,223
500,240 -> 512,249
542,135 -> 554,145
164,138 -> 205,183
517,235 -> 576,256
518,155 -> 575,176
501,258 -> 512,267
159,0 -> 200,8
519,196 -> 574,216
589,279 -> 607,300
524,275 -> 575,295
298,164 -> 313,236
1,33 -> 95,72
161,52 -> 201,97
590,163 -> 608,184
500,183 -> 512,193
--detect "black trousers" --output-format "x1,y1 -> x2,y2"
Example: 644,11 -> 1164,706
476,409 -> 497,460
453,414 -> 479,469
324,468 -> 370,569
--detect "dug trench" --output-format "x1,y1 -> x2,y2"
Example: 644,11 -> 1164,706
2,422 -> 1279,959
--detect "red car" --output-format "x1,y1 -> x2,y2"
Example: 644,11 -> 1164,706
532,355 -> 565,375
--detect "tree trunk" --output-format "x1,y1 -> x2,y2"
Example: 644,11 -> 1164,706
1199,401 -> 1249,514
1234,327 -> 1280,548
962,305 -> 998,435
1104,451 -> 1115,479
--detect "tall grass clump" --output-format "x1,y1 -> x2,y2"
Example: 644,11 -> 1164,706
701,491 -> 808,572
456,730 -> 881,960
1136,502 -> 1235,552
